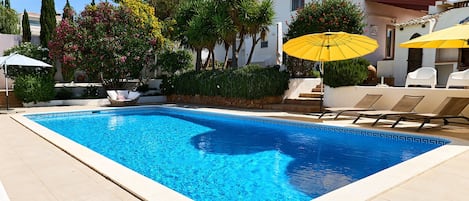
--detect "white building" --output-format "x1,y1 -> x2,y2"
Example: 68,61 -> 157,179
214,0 -> 434,68
384,0 -> 469,86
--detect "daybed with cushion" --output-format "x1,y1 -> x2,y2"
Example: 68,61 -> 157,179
107,90 -> 140,106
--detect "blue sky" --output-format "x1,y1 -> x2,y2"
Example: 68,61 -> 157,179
11,0 -> 107,14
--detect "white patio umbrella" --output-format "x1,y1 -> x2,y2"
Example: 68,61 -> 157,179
0,53 -> 53,110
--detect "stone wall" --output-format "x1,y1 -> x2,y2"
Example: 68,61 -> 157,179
167,95 -> 283,109
0,91 -> 23,108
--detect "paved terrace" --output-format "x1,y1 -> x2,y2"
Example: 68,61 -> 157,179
1,105 -> 469,201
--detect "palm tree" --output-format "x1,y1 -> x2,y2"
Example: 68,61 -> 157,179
212,1 -> 236,69
174,0 -> 203,70
186,3 -> 219,70
244,0 -> 274,65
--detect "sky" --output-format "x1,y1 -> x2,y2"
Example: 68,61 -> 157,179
11,0 -> 109,15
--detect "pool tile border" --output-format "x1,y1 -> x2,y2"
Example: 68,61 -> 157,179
156,106 -> 449,145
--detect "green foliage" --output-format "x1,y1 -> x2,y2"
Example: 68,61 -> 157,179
81,85 -> 100,98
145,0 -> 186,40
14,73 -> 56,103
157,49 -> 192,74
0,5 -> 19,34
4,42 -> 50,64
164,65 -> 290,99
22,10 -> 32,42
286,0 -> 365,39
174,0 -> 274,69
136,83 -> 149,93
323,58 -> 370,87
40,0 -> 57,47
55,88 -> 73,100
62,0 -> 75,20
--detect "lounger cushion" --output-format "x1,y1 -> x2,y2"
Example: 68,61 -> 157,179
107,90 -> 118,100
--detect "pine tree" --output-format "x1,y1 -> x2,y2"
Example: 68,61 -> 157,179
40,0 -> 57,47
22,10 -> 32,42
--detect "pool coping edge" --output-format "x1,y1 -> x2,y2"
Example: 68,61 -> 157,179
11,113 -> 192,201
10,106 -> 465,201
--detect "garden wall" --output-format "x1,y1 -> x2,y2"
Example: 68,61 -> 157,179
167,95 -> 283,109
0,91 -> 22,108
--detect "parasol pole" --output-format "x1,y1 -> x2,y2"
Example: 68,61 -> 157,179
320,61 -> 324,111
2,53 -> 17,110
4,63 -> 8,110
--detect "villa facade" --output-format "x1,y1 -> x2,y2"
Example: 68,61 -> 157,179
380,0 -> 469,86
214,0 -> 434,68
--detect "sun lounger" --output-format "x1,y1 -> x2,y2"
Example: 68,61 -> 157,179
317,94 -> 382,119
107,90 -> 140,106
352,95 -> 424,126
391,97 -> 469,131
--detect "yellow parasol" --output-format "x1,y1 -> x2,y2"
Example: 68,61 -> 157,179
283,32 -> 378,110
400,23 -> 469,48
283,32 -> 379,62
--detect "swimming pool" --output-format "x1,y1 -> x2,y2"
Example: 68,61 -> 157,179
25,106 -> 448,200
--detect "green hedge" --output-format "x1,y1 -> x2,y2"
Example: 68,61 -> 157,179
14,73 -> 56,103
323,58 -> 370,88
162,65 -> 290,99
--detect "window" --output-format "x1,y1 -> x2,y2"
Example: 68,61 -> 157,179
385,25 -> 395,59
261,40 -> 268,48
292,0 -> 305,11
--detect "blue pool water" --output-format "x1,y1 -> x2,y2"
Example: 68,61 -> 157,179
27,107 -> 448,200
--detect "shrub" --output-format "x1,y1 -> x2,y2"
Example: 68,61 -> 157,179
157,49 -> 193,75
14,74 -> 56,103
3,42 -> 51,65
81,85 -> 100,98
55,88 -> 73,100
323,58 -> 370,87
164,65 -> 290,99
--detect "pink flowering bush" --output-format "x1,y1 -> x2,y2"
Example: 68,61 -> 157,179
49,2 -> 162,89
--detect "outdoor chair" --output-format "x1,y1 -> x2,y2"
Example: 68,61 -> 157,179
405,67 -> 437,88
352,95 -> 425,126
446,69 -> 469,88
391,97 -> 469,131
317,94 -> 382,119
107,90 -> 140,106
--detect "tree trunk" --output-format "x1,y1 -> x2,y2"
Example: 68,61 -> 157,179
231,37 -> 238,68
246,34 -> 261,65
196,48 -> 202,71
211,50 -> 215,70
223,42 -> 230,70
